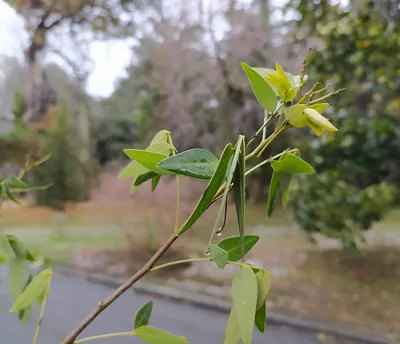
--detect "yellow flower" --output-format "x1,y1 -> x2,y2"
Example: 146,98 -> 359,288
285,103 -> 338,136
265,63 -> 296,102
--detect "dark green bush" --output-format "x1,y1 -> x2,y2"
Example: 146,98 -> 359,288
291,172 -> 395,249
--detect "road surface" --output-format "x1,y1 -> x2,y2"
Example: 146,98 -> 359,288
0,271 -> 355,344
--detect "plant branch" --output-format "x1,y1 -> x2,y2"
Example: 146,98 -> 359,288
174,175 -> 181,233
244,150 -> 294,177
33,276 -> 52,344
151,257 -> 243,272
151,257 -> 211,272
308,88 -> 346,105
61,233 -> 179,344
74,332 -> 134,343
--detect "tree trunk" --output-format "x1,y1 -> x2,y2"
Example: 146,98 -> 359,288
24,27 -> 57,129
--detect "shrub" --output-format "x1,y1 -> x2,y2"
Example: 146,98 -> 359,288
291,172 -> 395,249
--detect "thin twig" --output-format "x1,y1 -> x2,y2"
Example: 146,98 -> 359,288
61,233 -> 179,344
174,175 -> 181,233
309,88 -> 346,105
74,332 -> 134,343
33,276 -> 52,344
298,48 -> 311,97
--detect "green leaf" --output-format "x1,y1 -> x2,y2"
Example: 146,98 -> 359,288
150,130 -> 172,146
285,104 -> 307,128
267,171 -> 280,217
7,235 -> 27,259
5,186 -> 19,204
232,265 -> 258,344
223,308 -> 241,344
118,161 -> 149,179
255,303 -> 266,333
9,259 -> 25,300
29,154 -> 51,168
209,244 -> 229,269
0,232 -> 15,258
157,149 -> 218,180
217,235 -> 259,262
271,153 -> 315,174
0,251 -> 7,264
233,137 -> 246,260
309,103 -> 329,113
178,144 -> 234,235
253,67 -> 300,96
147,142 -> 174,156
279,173 -> 292,208
134,301 -> 153,329
151,175 -> 161,192
210,136 -> 244,243
18,306 -> 33,325
134,172 -> 158,187
241,63 -> 277,112
123,150 -> 172,175
255,269 -> 271,309
135,326 -> 188,344
9,268 -> 52,312
7,176 -> 27,189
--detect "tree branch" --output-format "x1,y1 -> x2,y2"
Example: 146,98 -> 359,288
61,233 -> 179,344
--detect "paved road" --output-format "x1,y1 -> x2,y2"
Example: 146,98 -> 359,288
0,271 -> 354,344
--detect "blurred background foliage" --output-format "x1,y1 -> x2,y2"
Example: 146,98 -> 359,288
0,0 -> 399,246
1,0 -> 400,335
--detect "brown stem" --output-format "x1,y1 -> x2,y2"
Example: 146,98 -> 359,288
61,233 -> 179,344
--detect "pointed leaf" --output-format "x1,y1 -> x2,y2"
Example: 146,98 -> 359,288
309,103 -> 329,113
209,244 -> 229,269
255,269 -> 271,309
279,173 -> 293,208
178,144 -> 234,235
217,235 -> 260,262
0,251 -> 7,264
253,68 -> 300,96
18,306 -> 33,325
7,235 -> 27,259
241,63 -> 277,112
158,149 -> 218,179
151,175 -> 161,192
147,142 -> 174,156
150,130 -> 171,146
233,138 -> 246,260
285,104 -> 307,128
134,301 -> 153,329
9,259 -> 25,300
0,232 -> 15,258
271,153 -> 315,174
134,172 -> 158,187
267,171 -> 280,217
123,150 -> 172,175
208,137 -> 244,243
223,308 -> 241,344
7,176 -> 27,189
29,154 -> 51,168
232,265 -> 258,344
9,268 -> 52,312
255,303 -> 266,333
119,161 -> 149,179
135,326 -> 188,344
5,186 -> 19,204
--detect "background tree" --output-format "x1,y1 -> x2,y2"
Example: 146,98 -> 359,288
287,0 -> 399,246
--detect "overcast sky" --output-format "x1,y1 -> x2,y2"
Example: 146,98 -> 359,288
0,0 -> 346,98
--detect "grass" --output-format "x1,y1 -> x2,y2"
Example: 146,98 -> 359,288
1,201 -> 400,338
